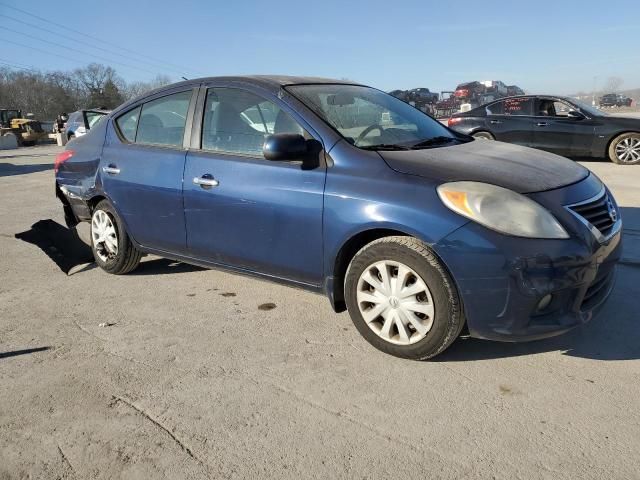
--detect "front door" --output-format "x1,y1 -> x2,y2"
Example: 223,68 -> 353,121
532,98 -> 597,157
101,89 -> 194,253
183,86 -> 326,285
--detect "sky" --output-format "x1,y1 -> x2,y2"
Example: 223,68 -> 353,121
1,0 -> 639,95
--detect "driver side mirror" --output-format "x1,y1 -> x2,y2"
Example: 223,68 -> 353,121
263,134 -> 322,170
566,110 -> 586,120
263,133 -> 308,161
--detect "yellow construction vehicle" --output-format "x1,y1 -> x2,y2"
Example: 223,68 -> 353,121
0,109 -> 48,146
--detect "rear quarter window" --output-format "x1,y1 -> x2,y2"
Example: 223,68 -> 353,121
115,106 -> 141,142
486,101 -> 504,115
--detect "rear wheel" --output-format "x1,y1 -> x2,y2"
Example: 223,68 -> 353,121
472,131 -> 494,140
2,132 -> 19,146
609,133 -> 640,165
345,236 -> 464,360
90,200 -> 142,274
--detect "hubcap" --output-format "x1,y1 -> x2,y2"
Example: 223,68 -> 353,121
91,209 -> 118,262
615,137 -> 640,163
356,260 -> 435,345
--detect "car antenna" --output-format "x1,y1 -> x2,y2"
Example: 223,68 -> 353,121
181,76 -> 188,81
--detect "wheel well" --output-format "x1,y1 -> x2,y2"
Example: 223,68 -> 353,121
87,195 -> 106,213
331,229 -> 409,312
606,131 -> 640,156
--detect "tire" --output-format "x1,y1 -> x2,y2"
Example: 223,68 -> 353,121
90,200 -> 142,274
344,236 -> 464,360
472,131 -> 494,140
608,133 -> 640,165
2,132 -> 19,146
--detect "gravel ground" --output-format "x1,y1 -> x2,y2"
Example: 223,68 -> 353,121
1,144 -> 639,479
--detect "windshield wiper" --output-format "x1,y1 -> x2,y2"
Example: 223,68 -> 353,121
359,144 -> 412,151
410,136 -> 457,149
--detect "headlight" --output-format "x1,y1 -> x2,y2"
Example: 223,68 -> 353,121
437,181 -> 569,239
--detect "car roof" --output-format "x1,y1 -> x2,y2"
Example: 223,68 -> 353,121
112,75 -> 364,115
476,94 -> 577,104
160,75 -> 361,93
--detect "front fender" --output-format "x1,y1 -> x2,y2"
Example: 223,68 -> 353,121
321,142 -> 469,280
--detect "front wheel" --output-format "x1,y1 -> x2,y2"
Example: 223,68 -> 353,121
609,133 -> 640,165
472,131 -> 494,140
344,236 -> 464,360
90,200 -> 142,274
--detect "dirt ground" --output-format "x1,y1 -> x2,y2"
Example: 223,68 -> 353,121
1,144 -> 639,479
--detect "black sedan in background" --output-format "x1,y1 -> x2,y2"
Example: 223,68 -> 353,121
448,95 -> 640,164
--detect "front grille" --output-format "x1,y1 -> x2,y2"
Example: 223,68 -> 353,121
568,191 -> 616,236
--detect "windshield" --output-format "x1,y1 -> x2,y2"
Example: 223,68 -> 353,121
570,99 -> 606,117
287,84 -> 458,149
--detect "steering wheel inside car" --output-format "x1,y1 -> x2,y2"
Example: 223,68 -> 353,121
356,124 -> 385,144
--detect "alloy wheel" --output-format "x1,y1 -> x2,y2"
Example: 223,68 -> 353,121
91,209 -> 118,262
615,137 -> 640,163
356,260 -> 435,345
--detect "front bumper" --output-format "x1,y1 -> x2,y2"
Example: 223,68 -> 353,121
432,176 -> 622,342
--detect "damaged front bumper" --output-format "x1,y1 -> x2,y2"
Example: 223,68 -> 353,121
433,176 -> 623,342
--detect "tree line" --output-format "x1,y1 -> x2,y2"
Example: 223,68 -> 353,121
0,63 -> 172,120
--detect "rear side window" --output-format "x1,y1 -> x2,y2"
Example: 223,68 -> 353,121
486,101 -> 504,115
503,98 -> 533,116
115,106 -> 141,142
136,91 -> 191,147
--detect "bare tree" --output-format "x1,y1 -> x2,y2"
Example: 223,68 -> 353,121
123,74 -> 173,101
0,63 -> 166,119
603,76 -> 624,93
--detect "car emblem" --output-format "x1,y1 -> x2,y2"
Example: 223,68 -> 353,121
606,197 -> 618,223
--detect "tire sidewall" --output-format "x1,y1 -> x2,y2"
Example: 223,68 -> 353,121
91,200 -> 132,273
473,131 -> 494,140
609,133 -> 640,165
345,239 -> 461,360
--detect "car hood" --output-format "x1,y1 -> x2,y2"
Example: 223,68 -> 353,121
379,140 -> 589,194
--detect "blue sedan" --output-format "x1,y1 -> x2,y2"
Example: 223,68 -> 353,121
54,76 -> 622,359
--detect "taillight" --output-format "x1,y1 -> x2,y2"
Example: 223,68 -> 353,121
448,117 -> 463,127
54,150 -> 74,173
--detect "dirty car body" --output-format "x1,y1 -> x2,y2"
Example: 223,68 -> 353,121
55,76 -> 622,353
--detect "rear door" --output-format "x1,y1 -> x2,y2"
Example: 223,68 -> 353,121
183,85 -> 326,285
484,98 -> 535,145
532,98 -> 596,157
100,88 -> 195,253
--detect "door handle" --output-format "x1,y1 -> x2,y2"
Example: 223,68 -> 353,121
102,165 -> 120,175
490,120 -> 502,124
536,122 -> 548,127
193,174 -> 219,189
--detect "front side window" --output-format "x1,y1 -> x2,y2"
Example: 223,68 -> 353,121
136,91 -> 191,147
115,106 -> 141,142
202,88 -> 305,155
287,84 -> 456,149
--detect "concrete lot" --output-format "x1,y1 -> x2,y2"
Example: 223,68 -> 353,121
1,144 -> 639,479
